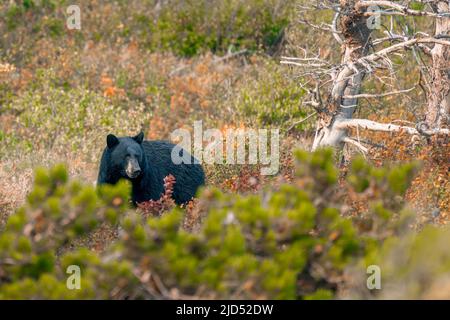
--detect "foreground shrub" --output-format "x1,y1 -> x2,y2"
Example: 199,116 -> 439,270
345,224 -> 450,299
0,164 -> 134,299
1,149 -> 446,299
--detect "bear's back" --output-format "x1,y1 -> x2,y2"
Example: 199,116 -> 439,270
141,140 -> 205,203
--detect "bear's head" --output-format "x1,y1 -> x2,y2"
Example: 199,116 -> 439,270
105,132 -> 145,180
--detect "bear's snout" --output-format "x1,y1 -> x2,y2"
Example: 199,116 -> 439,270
125,157 -> 142,179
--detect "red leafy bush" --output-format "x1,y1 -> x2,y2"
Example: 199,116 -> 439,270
137,175 -> 176,217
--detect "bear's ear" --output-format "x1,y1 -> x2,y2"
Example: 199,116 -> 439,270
133,131 -> 144,144
107,134 -> 119,149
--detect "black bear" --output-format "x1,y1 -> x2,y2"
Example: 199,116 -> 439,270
97,132 -> 205,205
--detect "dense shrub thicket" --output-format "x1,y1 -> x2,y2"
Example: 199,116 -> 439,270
1,149 -> 449,299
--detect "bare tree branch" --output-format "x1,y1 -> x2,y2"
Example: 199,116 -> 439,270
357,1 -> 450,18
343,86 -> 415,99
336,118 -> 450,135
342,137 -> 369,153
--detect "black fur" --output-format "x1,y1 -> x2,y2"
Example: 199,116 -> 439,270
97,133 -> 205,205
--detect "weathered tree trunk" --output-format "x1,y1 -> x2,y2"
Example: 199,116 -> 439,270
426,1 -> 450,129
312,0 -> 371,150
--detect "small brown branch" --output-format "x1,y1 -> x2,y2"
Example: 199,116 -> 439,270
213,49 -> 248,63
298,18 -> 340,34
287,112 -> 317,132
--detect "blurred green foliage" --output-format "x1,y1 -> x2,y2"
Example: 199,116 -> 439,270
2,149 -> 446,299
0,163 -> 133,299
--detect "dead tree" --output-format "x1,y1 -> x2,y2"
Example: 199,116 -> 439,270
282,0 -> 450,153
426,1 -> 450,129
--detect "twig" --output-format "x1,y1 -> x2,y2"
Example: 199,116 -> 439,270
213,49 -> 248,64
343,86 -> 415,99
287,112 -> 317,132
343,137 -> 369,154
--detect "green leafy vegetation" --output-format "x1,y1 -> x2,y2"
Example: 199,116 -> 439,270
1,0 -> 295,57
236,60 -> 308,129
1,69 -> 150,158
3,150 -> 447,299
